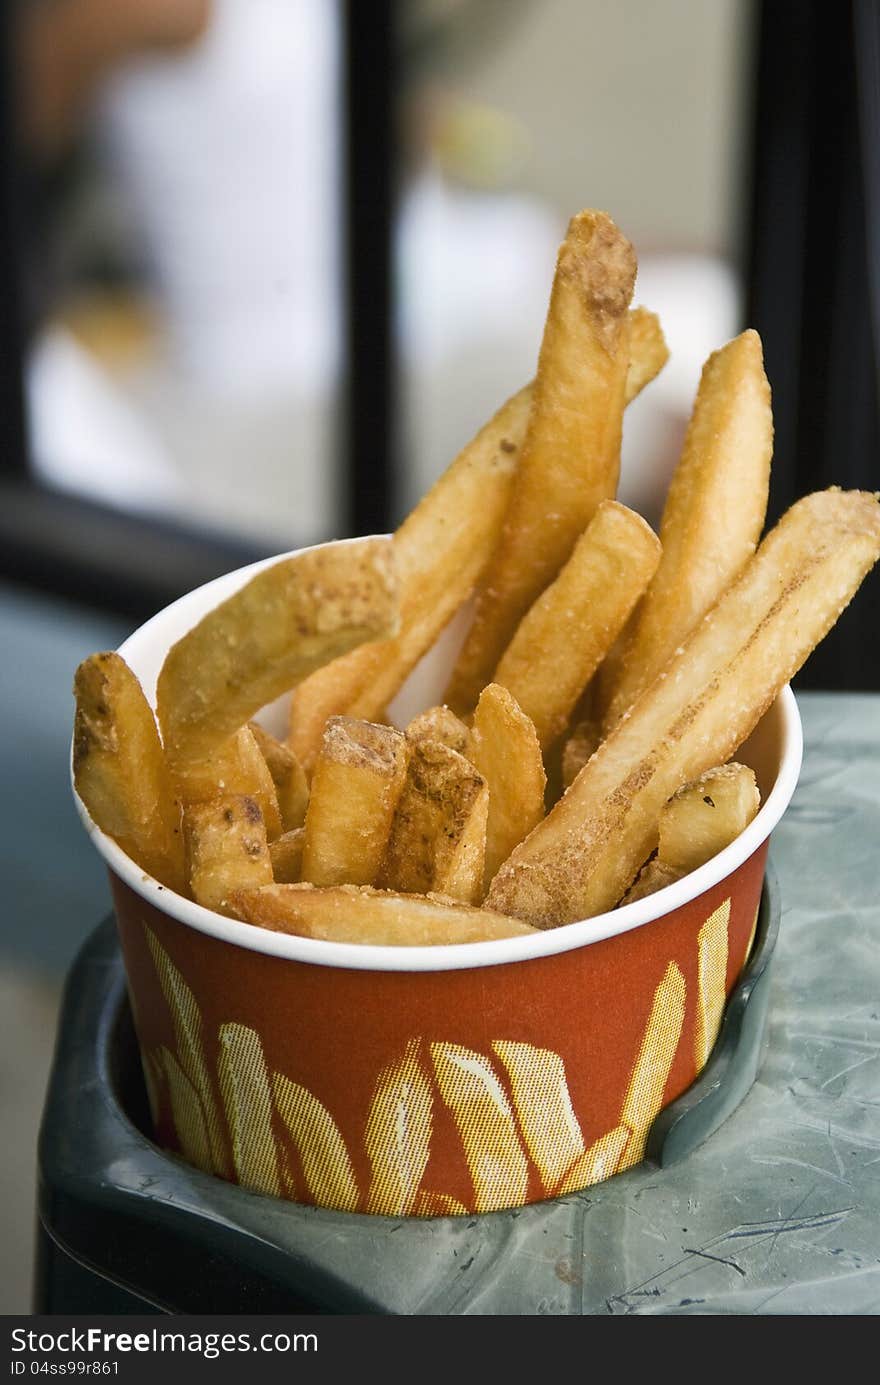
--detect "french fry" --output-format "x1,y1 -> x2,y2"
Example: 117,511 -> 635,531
405,705 -> 470,756
183,794 -> 272,916
174,725 -> 282,840
249,722 -> 309,832
157,537 -> 399,769
73,651 -> 184,891
379,740 -> 488,903
469,683 -> 545,890
445,210 -> 637,715
561,715 -> 601,789
659,762 -> 760,875
269,827 -> 304,883
492,500 -> 661,749
283,295 -> 664,767
599,330 -> 773,729
619,764 -> 760,904
301,717 -> 408,886
625,305 -> 669,403
618,856 -> 682,905
487,490 -> 880,927
232,883 -> 538,946
288,385 -> 532,769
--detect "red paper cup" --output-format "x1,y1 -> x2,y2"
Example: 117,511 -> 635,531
72,540 -> 803,1216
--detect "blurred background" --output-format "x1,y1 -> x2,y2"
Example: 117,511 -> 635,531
0,0 -> 877,1311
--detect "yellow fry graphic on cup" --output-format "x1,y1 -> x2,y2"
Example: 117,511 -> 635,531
556,1124 -> 631,1195
492,1040 -> 585,1193
618,961 -> 686,1169
695,899 -> 730,1072
158,1045 -> 213,1174
414,1190 -> 469,1218
141,1048 -> 165,1128
272,1072 -> 359,1212
217,1023 -> 281,1196
431,1042 -> 529,1212
145,927 -> 231,1178
365,1038 -> 433,1217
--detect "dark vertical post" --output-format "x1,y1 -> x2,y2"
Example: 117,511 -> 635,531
341,0 -> 397,537
0,3 -> 28,479
745,0 -> 880,689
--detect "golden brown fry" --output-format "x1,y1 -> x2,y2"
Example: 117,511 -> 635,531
445,211 -> 637,715
73,651 -> 184,890
173,725 -> 282,840
157,537 -> 399,769
619,765 -> 760,905
659,762 -> 760,875
625,306 -> 669,403
561,716 -> 601,790
469,684 -> 545,890
301,717 -> 408,887
288,385 -> 532,769
492,500 -> 661,749
487,490 -> 880,927
599,330 -> 773,729
405,705 -> 470,756
183,794 -> 272,916
232,883 -> 537,946
618,856 -> 682,905
379,740 -> 488,903
249,722 -> 309,831
269,827 -> 305,883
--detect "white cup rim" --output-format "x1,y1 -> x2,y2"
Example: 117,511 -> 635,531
72,542 -> 804,974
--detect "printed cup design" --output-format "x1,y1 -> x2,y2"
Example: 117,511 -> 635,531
127,888 -> 758,1216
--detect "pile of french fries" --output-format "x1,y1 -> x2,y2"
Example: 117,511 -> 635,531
74,209 -> 880,944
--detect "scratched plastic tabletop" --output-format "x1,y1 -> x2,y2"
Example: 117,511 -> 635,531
39,691 -> 880,1315
221,691 -> 880,1314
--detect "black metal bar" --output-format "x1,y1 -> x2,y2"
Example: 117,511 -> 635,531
0,2 -> 28,478
341,0 -> 397,536
0,481 -> 271,622
745,0 -> 880,690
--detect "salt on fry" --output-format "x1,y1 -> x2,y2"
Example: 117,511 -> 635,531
183,794 -> 272,916
405,705 -> 470,756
